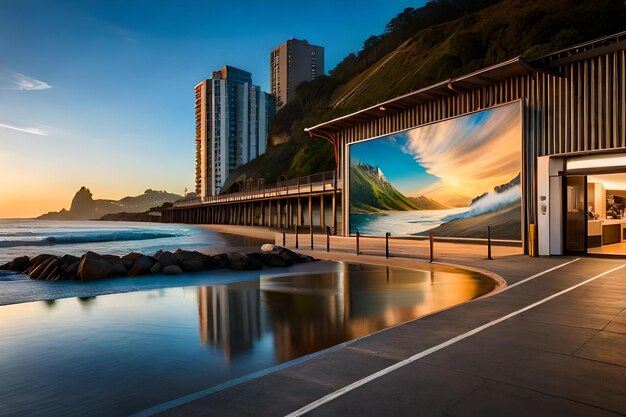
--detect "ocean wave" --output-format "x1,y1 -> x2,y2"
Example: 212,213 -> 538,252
0,230 -> 183,248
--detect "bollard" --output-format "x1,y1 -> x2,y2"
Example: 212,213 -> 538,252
356,230 -> 360,255
326,226 -> 331,252
429,232 -> 434,263
487,225 -> 493,260
295,225 -> 299,249
310,225 -> 314,250
282,232 -> 286,247
385,232 -> 390,258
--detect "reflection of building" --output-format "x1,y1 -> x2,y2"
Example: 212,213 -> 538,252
195,66 -> 274,197
304,33 -> 626,256
270,39 -> 324,109
197,283 -> 261,361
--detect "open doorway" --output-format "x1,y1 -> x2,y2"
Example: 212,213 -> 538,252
586,173 -> 626,255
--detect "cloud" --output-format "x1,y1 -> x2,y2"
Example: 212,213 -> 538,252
0,71 -> 51,90
402,103 -> 522,205
0,122 -> 49,136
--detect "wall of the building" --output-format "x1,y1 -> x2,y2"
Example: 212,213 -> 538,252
336,47 -> 626,254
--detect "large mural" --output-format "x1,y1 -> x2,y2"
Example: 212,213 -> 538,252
349,102 -> 522,240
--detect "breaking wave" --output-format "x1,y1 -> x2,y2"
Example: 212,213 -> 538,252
443,184 -> 521,222
0,230 -> 184,248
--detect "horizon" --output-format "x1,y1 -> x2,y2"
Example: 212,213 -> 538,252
0,0 -> 421,219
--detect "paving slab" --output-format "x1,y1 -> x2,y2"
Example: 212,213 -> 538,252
156,256 -> 626,417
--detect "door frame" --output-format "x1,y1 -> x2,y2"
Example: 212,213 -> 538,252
562,174 -> 588,255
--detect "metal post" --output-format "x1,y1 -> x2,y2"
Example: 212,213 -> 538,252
295,225 -> 299,249
326,226 -> 330,252
385,232 -> 390,258
282,232 -> 286,247
356,230 -> 360,255
429,232 -> 434,263
310,223 -> 314,250
487,225 -> 493,260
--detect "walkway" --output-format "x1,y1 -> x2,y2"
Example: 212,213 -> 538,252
153,249 -> 626,417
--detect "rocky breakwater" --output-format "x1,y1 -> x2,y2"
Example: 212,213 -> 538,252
0,245 -> 316,281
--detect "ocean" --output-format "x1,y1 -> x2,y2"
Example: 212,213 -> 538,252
350,207 -> 469,236
0,219 -> 266,265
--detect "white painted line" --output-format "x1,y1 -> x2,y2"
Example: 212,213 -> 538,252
499,258 -> 580,292
285,262 -> 626,417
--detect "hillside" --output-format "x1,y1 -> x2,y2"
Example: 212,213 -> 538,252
408,196 -> 448,210
38,187 -> 182,220
222,0 -> 626,191
350,163 -> 417,213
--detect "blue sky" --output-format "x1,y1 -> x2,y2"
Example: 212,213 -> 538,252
350,134 -> 438,194
0,0 -> 422,218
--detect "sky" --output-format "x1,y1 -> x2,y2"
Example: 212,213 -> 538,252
0,0 -> 422,219
350,102 -> 522,207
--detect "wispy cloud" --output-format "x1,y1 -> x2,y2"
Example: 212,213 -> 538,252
0,122 -> 49,136
0,70 -> 51,90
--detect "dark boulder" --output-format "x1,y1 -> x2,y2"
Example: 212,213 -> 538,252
77,256 -> 114,281
39,257 -> 61,280
127,255 -> 155,277
150,262 -> 163,274
0,256 -> 30,272
163,265 -> 183,275
155,251 -> 180,268
181,260 -> 204,273
25,254 -> 57,275
211,253 -> 229,268
121,252 -> 144,269
261,244 -> 315,263
113,263 -> 127,276
227,252 -> 263,271
174,249 -> 209,264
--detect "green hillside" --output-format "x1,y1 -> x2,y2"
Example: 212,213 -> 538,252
350,163 -> 417,213
408,196 -> 448,210
221,0 -> 626,192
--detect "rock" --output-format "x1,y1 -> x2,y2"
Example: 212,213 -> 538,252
39,258 -> 61,280
30,257 -> 57,279
77,256 -> 114,281
245,252 -> 272,266
162,265 -> 183,275
262,245 -> 315,263
127,255 -> 155,277
0,256 -> 30,272
102,254 -> 123,265
261,243 -> 276,252
227,252 -> 263,271
121,252 -> 144,269
181,260 -> 204,273
155,251 -> 179,267
61,261 -> 80,279
25,254 -> 57,274
174,249 -> 209,265
83,251 -> 103,260
113,263 -> 127,276
59,254 -> 80,270
211,253 -> 229,268
150,262 -> 163,274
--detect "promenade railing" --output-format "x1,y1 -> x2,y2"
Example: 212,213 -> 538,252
173,170 -> 339,207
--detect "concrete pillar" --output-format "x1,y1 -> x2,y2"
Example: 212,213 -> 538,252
268,200 -> 272,227
297,197 -> 302,226
320,195 -> 325,229
332,192 -> 337,234
278,200 -> 282,228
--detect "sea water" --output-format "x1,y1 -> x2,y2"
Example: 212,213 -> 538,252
0,219 -> 264,264
350,207 -> 468,236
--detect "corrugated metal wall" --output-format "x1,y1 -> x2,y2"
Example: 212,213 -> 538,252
337,48 -> 626,251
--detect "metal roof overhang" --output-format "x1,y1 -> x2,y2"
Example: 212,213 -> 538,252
304,57 -> 537,135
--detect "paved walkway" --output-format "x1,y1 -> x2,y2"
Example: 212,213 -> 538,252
151,244 -> 626,417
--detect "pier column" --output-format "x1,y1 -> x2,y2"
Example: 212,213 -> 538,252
332,193 -> 337,234
320,195 -> 325,229
308,195 -> 313,228
267,200 -> 272,227
260,202 -> 265,226
277,200 -> 282,228
297,197 -> 303,226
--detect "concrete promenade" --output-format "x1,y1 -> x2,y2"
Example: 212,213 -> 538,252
160,226 -> 625,416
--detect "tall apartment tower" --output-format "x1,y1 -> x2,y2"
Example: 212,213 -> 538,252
195,66 -> 274,197
270,38 -> 324,109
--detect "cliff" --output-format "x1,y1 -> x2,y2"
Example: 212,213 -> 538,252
349,163 -> 417,213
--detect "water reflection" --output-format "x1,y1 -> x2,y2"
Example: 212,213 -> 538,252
0,262 -> 494,417
197,263 -> 494,363
197,283 -> 262,362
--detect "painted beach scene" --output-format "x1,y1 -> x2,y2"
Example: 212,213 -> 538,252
349,102 -> 522,240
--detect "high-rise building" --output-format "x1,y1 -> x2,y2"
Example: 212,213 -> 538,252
270,38 -> 324,109
195,66 -> 274,197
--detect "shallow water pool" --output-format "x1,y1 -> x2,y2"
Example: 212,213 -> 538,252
0,262 -> 495,416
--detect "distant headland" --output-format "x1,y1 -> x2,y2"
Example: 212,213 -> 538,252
37,186 -> 182,221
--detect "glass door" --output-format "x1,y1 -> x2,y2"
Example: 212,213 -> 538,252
564,175 -> 587,253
